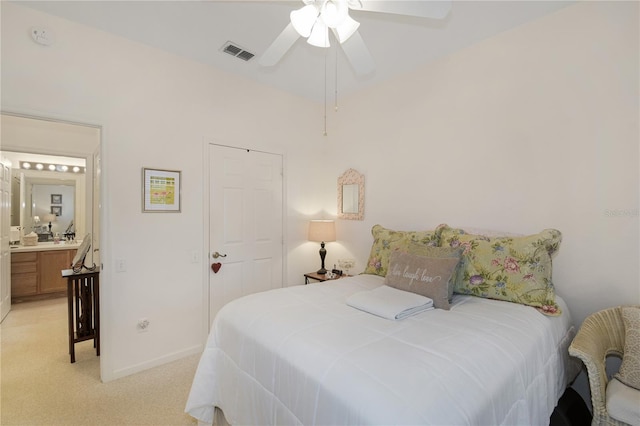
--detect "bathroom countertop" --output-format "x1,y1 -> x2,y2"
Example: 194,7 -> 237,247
10,241 -> 82,253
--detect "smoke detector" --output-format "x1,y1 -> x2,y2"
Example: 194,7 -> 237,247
30,27 -> 55,46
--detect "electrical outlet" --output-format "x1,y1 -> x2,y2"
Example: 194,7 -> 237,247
137,318 -> 150,333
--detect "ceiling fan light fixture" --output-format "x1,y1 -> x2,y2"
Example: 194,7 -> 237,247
307,20 -> 330,48
290,5 -> 319,38
333,15 -> 359,43
320,0 -> 348,28
263,0 -> 452,76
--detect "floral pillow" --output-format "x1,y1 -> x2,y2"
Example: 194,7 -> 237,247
439,226 -> 563,316
363,225 -> 443,277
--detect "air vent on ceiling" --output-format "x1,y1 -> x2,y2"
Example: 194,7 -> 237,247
221,41 -> 255,62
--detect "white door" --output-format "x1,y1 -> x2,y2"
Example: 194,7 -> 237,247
209,144 -> 283,325
0,156 -> 12,322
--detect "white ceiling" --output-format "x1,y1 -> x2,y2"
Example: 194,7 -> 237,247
18,0 -> 574,103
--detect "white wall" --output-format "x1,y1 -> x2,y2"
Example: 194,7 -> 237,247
323,1 -> 639,328
1,2 -> 326,381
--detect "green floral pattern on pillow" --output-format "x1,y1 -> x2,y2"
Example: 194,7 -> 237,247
363,225 -> 443,277
439,226 -> 563,316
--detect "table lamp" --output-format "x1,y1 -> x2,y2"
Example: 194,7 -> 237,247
308,220 -> 336,275
43,213 -> 56,235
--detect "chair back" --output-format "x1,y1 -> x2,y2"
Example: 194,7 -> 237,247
569,306 -> 632,426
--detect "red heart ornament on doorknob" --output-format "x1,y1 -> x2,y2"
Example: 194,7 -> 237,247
212,263 -> 222,273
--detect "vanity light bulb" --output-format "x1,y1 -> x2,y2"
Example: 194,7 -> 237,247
48,164 -> 56,171
22,162 -> 31,169
35,163 -> 44,170
72,166 -> 80,173
60,165 -> 68,172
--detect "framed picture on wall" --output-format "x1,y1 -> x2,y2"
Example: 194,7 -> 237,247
51,194 -> 62,204
142,167 -> 181,212
51,205 -> 62,216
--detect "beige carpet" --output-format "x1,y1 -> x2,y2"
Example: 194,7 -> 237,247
1,297 -> 200,425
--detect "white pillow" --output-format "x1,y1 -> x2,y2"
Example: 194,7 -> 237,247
606,377 -> 640,425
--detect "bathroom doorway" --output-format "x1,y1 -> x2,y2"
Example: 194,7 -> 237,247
0,113 -> 101,321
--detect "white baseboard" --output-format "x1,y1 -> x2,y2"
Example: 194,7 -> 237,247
108,344 -> 202,381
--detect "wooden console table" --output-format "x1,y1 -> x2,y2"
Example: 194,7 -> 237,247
62,268 -> 100,363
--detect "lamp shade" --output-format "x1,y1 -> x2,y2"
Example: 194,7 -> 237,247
308,220 -> 336,242
43,214 -> 57,223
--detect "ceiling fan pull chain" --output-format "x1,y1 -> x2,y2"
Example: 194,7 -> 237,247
335,44 -> 339,112
323,50 -> 328,136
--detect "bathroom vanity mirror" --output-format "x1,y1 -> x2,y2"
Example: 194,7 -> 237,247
337,168 -> 364,220
5,151 -> 86,240
29,180 -> 75,241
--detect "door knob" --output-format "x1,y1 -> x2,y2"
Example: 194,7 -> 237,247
212,251 -> 227,259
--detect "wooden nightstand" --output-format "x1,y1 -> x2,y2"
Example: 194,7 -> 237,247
304,272 -> 343,284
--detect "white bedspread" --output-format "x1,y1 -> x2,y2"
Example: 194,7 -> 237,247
185,274 -> 576,425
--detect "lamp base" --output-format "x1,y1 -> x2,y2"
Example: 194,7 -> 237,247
317,242 -> 327,275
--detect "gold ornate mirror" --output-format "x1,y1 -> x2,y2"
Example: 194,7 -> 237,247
337,169 -> 364,220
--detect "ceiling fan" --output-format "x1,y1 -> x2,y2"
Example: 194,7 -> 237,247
259,0 -> 452,75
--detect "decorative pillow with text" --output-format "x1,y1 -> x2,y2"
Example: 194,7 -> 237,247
385,251 -> 461,310
403,244 -> 464,302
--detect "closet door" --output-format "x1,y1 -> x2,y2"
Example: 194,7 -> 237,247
208,144 -> 283,326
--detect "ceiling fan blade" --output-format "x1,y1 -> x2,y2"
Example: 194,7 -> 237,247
259,22 -> 301,67
338,30 -> 375,76
349,0 -> 452,20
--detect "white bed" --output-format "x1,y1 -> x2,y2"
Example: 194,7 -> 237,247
185,274 -> 577,425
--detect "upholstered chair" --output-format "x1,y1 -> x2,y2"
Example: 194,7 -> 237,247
569,306 -> 640,426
